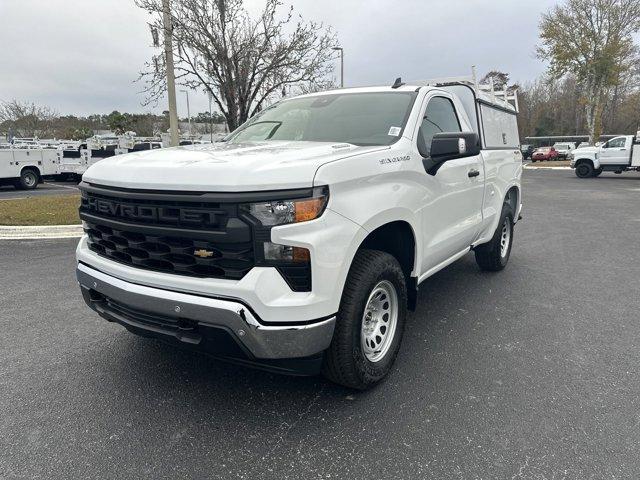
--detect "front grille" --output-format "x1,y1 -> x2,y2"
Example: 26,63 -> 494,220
84,221 -> 254,278
80,185 -> 255,280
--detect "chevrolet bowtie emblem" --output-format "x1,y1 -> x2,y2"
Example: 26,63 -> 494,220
194,249 -> 214,258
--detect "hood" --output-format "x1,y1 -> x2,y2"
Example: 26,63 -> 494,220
572,146 -> 597,154
83,141 -> 385,191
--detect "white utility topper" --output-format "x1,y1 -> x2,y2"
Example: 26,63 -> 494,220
75,71 -> 522,389
570,133 -> 640,178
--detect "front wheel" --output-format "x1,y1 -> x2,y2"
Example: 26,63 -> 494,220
322,249 -> 407,390
475,205 -> 514,272
575,162 -> 594,178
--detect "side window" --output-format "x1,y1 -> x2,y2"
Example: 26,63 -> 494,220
420,97 -> 461,156
606,137 -> 625,148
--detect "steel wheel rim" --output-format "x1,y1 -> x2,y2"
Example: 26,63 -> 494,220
24,173 -> 36,186
500,219 -> 511,259
361,280 -> 398,363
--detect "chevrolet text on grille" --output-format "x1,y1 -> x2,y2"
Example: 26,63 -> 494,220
83,196 -> 218,225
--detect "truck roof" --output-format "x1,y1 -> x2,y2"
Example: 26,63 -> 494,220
296,83 -> 518,114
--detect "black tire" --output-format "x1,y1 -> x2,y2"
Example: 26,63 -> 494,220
575,162 -> 594,178
322,249 -> 407,390
16,169 -> 39,190
475,204 -> 514,272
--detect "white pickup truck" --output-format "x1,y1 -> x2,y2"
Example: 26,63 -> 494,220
570,134 -> 640,178
75,77 -> 522,389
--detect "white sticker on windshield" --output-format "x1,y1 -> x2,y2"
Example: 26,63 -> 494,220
388,126 -> 401,136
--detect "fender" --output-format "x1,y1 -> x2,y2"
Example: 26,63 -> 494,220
574,152 -> 600,169
337,206 -> 421,278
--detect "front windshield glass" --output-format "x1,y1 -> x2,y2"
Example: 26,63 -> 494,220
226,92 -> 417,146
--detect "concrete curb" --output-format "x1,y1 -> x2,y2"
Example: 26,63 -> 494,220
524,165 -> 572,170
0,224 -> 83,240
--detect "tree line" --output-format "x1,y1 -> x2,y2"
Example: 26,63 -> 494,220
0,100 -> 227,140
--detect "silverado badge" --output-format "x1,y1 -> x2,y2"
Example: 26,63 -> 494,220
194,249 -> 215,258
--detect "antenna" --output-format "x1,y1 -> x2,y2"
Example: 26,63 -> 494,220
391,77 -> 405,89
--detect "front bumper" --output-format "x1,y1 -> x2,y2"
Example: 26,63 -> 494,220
77,262 -> 336,373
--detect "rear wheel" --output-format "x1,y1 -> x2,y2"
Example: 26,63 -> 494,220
475,204 -> 514,272
16,169 -> 39,190
575,162 -> 594,178
322,249 -> 407,390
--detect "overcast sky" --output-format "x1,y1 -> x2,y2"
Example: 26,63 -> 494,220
0,0 -> 558,117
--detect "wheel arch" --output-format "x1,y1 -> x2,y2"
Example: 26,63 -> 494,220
574,157 -> 599,169
352,219 -> 419,310
505,185 -> 519,216
20,165 -> 41,178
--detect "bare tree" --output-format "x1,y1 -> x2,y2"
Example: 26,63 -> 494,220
136,0 -> 339,131
480,70 -> 510,91
537,0 -> 640,143
0,100 -> 57,138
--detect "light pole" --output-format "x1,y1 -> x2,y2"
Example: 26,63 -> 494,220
180,89 -> 191,135
208,92 -> 213,142
332,47 -> 344,88
162,0 -> 179,146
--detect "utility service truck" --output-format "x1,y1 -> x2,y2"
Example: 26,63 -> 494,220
0,147 -> 59,189
570,134 -> 640,178
75,74 -> 523,389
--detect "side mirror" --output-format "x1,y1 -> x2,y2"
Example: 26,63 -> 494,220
419,131 -> 480,174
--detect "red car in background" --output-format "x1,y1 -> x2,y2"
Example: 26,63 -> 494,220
531,146 -> 559,162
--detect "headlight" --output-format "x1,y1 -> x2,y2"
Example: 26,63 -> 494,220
241,186 -> 329,226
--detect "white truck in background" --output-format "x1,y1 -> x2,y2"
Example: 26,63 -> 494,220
553,142 -> 576,159
570,134 -> 640,178
75,74 -> 522,389
0,147 -> 59,189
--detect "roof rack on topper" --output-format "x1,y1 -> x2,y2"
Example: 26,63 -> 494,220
403,66 -> 519,113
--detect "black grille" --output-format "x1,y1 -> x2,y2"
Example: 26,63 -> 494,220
80,186 -> 255,280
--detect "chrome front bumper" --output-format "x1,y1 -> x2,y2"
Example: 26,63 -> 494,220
76,263 -> 336,362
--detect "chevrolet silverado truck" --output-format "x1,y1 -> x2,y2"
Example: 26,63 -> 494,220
570,134 -> 640,178
76,77 -> 522,389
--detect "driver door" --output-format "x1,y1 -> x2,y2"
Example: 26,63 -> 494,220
417,95 -> 484,272
600,137 -> 629,165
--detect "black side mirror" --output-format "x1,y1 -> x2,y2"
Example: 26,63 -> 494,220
419,131 -> 480,175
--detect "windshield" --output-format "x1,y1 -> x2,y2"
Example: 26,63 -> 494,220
226,92 -> 417,146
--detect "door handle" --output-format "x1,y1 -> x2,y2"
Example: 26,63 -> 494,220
468,169 -> 480,178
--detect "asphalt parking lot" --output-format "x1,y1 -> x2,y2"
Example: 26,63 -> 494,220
1,169 -> 640,479
0,180 -> 79,199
